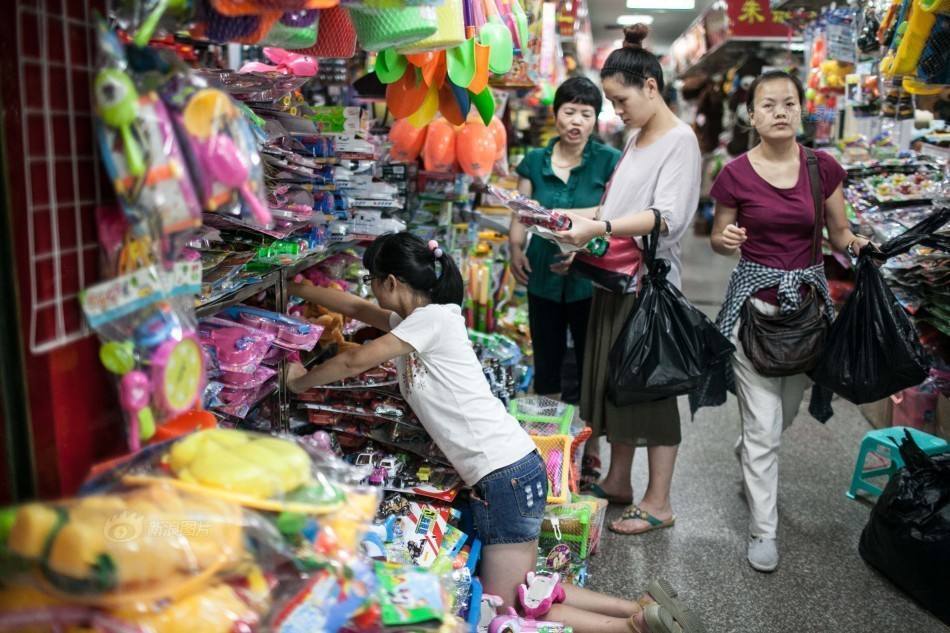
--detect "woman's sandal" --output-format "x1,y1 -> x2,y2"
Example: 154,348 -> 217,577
586,482 -> 634,506
643,579 -> 707,633
608,505 -> 676,535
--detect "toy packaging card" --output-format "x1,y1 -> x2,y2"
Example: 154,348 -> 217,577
375,561 -> 446,630
389,502 -> 454,568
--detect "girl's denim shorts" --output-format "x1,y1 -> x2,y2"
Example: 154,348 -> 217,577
470,450 -> 548,545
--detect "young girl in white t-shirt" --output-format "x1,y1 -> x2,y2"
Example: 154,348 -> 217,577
287,232 -> 701,633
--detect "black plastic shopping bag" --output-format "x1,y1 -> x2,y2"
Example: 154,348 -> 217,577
859,431 -> 950,625
810,208 -> 949,404
607,211 -> 735,406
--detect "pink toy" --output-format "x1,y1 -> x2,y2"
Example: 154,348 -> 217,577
488,607 -> 571,633
545,450 -> 563,498
119,370 -> 152,452
199,323 -> 273,372
517,571 -> 565,619
225,306 -> 322,351
239,48 -> 318,76
219,365 -> 277,390
196,134 -> 273,227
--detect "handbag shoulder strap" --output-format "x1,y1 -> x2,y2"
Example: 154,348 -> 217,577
804,148 -> 824,266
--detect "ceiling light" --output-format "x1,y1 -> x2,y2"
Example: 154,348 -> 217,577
626,0 -> 694,9
618,14 -> 654,26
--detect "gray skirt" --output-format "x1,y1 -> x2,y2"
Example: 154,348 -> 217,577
580,288 -> 681,447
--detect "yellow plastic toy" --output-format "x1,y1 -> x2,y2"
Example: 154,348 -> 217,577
124,428 -> 347,515
4,485 -> 244,608
883,0 -> 938,77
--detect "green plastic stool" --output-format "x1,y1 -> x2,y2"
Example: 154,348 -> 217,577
846,426 -> 949,500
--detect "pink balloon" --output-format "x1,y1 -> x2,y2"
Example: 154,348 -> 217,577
423,118 -> 457,173
456,121 -> 497,180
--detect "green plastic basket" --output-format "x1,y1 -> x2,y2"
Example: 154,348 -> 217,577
347,5 -> 438,52
509,396 -> 575,436
538,503 -> 592,568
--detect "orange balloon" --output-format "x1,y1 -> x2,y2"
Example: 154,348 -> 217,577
390,118 -> 427,162
456,121 -> 496,180
488,116 -> 507,161
423,118 -> 457,172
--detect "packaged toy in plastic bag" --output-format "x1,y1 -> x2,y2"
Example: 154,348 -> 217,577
92,428 -> 383,567
80,262 -> 205,451
165,81 -> 273,228
0,482 -> 288,631
93,19 -> 203,265
811,208 -> 949,404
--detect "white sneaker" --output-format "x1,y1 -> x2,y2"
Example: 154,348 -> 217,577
747,536 -> 779,573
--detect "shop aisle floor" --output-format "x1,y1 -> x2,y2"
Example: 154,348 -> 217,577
585,230 -> 947,633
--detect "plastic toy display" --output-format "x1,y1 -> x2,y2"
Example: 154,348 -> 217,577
0,483 -> 281,629
81,263 -> 205,451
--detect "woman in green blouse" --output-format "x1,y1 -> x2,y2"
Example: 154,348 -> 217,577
511,77 -> 621,407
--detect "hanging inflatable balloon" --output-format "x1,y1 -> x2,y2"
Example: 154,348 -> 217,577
390,117 -> 428,162
488,116 -> 507,161
423,118 -> 457,172
456,121 -> 496,180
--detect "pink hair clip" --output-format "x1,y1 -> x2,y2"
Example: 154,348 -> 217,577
427,239 -> 444,259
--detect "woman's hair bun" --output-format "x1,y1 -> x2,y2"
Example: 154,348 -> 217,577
623,24 -> 649,49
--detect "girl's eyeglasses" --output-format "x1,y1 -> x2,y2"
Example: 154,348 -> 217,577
362,274 -> 376,285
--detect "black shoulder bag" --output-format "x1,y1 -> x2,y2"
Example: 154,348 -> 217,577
738,149 -> 830,377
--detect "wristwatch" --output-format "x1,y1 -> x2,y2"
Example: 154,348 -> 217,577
603,220 -> 612,237
847,240 -> 859,258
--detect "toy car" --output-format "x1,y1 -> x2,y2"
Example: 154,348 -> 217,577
379,456 -> 400,480
416,466 -> 432,482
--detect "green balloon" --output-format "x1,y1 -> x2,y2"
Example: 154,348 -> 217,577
100,341 -> 135,375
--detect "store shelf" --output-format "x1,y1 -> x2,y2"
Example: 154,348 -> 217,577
196,242 -> 355,319
680,37 -> 801,78
769,0 -> 834,12
196,271 -> 281,318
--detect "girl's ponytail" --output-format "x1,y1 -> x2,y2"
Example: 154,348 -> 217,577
428,243 -> 464,306
364,233 -> 464,306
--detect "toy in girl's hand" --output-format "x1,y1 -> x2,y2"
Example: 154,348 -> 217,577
95,69 -> 146,177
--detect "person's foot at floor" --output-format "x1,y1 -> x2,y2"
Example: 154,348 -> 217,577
747,535 -> 779,572
588,479 -> 634,506
610,500 -> 675,535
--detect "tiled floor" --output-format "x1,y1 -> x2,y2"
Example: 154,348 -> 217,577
584,231 -> 947,632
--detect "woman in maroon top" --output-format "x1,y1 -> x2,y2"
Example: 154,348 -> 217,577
708,71 -> 870,573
